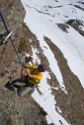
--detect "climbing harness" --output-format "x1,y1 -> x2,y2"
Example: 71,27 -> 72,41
0,10 -> 22,65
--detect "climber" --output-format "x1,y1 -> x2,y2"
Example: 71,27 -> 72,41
5,61 -> 47,97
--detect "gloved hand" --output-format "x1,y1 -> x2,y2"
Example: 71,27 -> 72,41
25,56 -> 33,63
29,56 -> 33,61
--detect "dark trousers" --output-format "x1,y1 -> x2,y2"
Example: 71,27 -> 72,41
11,75 -> 34,88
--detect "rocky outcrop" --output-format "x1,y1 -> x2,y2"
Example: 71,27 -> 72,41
67,19 -> 84,36
0,0 -> 25,71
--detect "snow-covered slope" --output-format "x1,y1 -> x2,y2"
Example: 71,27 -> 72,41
21,0 -> 84,125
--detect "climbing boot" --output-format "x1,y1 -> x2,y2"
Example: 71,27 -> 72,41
5,81 -> 15,92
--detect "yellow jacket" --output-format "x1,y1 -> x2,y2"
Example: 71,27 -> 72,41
27,65 -> 42,84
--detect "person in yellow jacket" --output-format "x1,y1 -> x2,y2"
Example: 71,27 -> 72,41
5,63 -> 47,97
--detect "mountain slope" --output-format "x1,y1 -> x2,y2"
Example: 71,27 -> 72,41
21,0 -> 84,125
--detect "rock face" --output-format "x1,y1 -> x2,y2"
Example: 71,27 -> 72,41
0,0 -> 25,71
